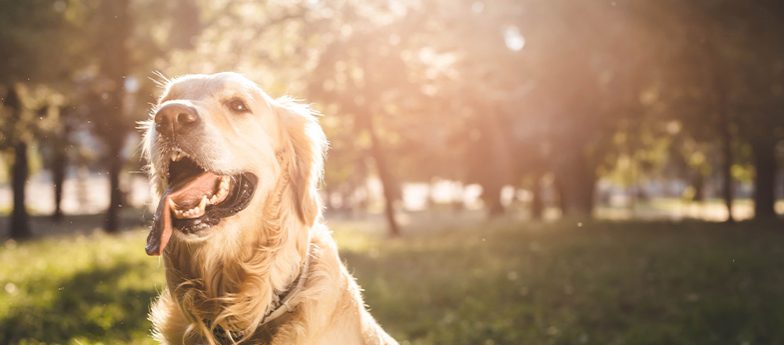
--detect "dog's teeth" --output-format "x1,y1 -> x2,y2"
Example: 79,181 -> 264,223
169,196 -> 210,220
170,150 -> 185,162
183,200 -> 206,218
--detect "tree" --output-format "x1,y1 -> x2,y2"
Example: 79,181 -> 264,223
667,0 -> 784,220
731,0 -> 784,220
0,0 -> 79,237
84,0 -> 192,231
90,0 -> 133,232
49,105 -> 71,221
38,103 -> 72,221
1,87 -> 31,239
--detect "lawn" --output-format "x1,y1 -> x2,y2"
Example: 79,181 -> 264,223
1,218 -> 783,344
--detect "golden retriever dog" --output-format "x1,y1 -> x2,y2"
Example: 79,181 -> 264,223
140,72 -> 398,345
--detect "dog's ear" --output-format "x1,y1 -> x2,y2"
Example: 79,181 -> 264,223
275,97 -> 327,226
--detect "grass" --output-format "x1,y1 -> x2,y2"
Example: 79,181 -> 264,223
1,218 -> 784,344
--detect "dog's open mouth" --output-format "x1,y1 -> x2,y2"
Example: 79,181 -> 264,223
146,150 -> 257,256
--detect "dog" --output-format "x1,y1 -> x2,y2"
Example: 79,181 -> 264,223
140,72 -> 398,345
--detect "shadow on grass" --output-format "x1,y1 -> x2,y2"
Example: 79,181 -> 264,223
0,208 -> 150,239
0,262 -> 158,344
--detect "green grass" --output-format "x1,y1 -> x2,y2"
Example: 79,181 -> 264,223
1,219 -> 784,344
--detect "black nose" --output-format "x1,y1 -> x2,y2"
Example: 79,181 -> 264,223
154,103 -> 199,137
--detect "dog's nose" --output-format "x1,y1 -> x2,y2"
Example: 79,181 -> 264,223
154,103 -> 200,137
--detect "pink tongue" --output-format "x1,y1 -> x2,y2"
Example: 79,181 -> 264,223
145,173 -> 220,256
169,172 -> 220,207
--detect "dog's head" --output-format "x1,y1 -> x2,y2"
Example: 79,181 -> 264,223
141,72 -> 326,256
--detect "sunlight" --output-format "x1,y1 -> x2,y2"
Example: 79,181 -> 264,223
1,0 -> 783,343
503,25 -> 525,51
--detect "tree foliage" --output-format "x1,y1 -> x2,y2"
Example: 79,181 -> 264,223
1,0 -> 782,237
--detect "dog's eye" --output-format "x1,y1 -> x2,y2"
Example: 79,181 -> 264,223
226,99 -> 249,113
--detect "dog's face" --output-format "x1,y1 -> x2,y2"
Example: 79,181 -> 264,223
141,72 -> 325,256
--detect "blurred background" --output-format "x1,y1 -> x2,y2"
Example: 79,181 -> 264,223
1,0 -> 783,344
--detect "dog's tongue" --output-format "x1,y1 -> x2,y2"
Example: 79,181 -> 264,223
146,172 -> 220,256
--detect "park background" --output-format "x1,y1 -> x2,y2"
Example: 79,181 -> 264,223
1,0 -> 783,344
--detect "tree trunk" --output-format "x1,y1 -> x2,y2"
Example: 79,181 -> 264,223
691,172 -> 705,203
572,172 -> 596,216
718,109 -> 735,223
51,106 -> 71,221
530,174 -> 544,220
451,183 -> 466,212
356,52 -> 400,237
751,138 -> 777,219
553,176 -> 568,216
365,112 -> 400,236
51,143 -> 66,221
469,104 -> 512,218
559,156 -> 596,217
10,141 -> 31,239
97,0 -> 131,233
707,35 -> 735,223
481,182 -> 505,217
104,145 -> 123,232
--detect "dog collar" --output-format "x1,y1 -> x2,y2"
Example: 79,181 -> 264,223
261,242 -> 314,325
211,242 -> 314,343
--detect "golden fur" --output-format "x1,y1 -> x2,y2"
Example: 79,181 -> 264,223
141,72 -> 397,345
